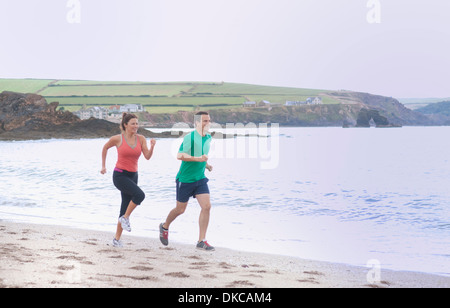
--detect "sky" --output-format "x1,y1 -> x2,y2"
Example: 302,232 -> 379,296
0,0 -> 449,98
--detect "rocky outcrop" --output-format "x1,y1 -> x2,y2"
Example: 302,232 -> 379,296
326,91 -> 434,126
355,108 -> 399,127
139,92 -> 438,128
0,91 -> 179,140
0,91 -> 80,132
140,104 -> 364,128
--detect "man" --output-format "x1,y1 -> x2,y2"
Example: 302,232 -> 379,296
159,111 -> 215,251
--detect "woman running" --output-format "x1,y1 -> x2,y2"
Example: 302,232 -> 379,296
101,113 -> 156,247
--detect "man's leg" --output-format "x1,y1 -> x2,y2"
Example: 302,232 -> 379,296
195,194 -> 211,242
163,201 -> 188,230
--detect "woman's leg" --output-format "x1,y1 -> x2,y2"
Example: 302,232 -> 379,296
114,173 -> 145,214
115,192 -> 132,240
123,200 -> 138,218
115,221 -> 123,241
113,172 -> 145,239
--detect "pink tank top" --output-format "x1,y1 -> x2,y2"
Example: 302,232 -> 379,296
115,134 -> 142,172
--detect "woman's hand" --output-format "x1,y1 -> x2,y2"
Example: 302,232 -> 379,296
141,136 -> 155,160
100,167 -> 107,175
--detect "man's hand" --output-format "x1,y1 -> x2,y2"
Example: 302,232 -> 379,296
197,154 -> 208,162
177,153 -> 209,162
206,164 -> 213,172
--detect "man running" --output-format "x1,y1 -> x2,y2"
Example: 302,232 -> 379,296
159,111 -> 215,251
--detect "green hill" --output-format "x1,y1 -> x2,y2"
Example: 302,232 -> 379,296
415,101 -> 450,117
0,79 -> 338,113
0,78 -> 438,127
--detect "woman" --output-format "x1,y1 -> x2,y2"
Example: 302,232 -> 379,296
101,113 -> 156,247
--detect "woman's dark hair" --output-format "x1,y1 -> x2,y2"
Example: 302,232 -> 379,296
121,113 -> 138,131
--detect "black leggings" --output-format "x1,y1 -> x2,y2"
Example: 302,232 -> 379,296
113,170 -> 145,218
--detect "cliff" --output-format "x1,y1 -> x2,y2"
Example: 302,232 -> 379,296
414,101 -> 450,125
138,104 -> 364,128
0,91 -> 178,140
0,89 -> 440,141
137,91 -> 437,128
325,91 -> 434,126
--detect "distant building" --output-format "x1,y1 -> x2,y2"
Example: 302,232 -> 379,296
109,105 -> 121,113
74,106 -> 108,120
243,101 -> 257,108
306,97 -> 323,104
120,104 -> 144,113
258,100 -> 271,107
285,97 -> 322,106
285,101 -> 306,106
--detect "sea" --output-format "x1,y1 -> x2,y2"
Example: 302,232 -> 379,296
0,126 -> 449,277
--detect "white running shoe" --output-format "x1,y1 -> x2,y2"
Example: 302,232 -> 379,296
112,238 -> 123,248
119,216 -> 131,232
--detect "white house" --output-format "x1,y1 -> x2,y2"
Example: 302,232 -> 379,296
120,104 -> 144,113
74,106 -> 108,120
306,97 -> 323,105
285,101 -> 307,106
243,101 -> 257,108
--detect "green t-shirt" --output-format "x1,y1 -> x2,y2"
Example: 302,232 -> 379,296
176,130 -> 212,183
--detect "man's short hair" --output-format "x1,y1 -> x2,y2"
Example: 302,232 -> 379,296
195,111 -> 209,116
194,111 -> 209,124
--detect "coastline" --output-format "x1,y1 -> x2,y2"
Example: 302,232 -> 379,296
1,221 -> 448,288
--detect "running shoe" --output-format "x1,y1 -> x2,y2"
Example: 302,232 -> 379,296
159,223 -> 169,246
112,238 -> 123,248
196,240 -> 215,251
119,216 -> 131,232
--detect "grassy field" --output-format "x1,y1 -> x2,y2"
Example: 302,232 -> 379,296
0,79 -> 55,93
0,79 -> 339,113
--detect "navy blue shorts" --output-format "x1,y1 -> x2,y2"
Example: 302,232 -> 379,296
176,178 -> 210,203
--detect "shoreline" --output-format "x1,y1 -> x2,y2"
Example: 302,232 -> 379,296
1,221 -> 448,288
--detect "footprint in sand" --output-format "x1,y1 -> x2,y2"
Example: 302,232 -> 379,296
189,261 -> 209,270
129,266 -> 154,271
185,255 -> 202,260
298,270 -> 325,285
164,272 -> 190,278
82,240 -> 98,246
57,265 -> 76,271
303,270 -> 324,276
57,255 -> 85,262
219,262 -> 235,270
226,280 -> 255,287
297,277 -> 320,285
203,274 -> 217,279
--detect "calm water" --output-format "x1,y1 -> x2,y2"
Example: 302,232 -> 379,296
0,127 -> 449,276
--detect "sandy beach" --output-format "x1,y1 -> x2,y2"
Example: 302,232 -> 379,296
0,220 -> 448,288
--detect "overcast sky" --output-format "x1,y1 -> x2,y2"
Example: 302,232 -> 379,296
1,0 -> 449,98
